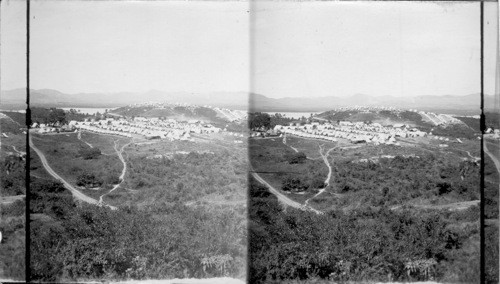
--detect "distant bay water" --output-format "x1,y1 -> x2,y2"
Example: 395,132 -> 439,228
0,109 -> 25,113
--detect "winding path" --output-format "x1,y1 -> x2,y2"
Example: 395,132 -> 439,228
11,145 -> 26,156
99,140 -> 132,203
305,145 -> 336,206
283,134 -> 299,153
77,130 -> 94,148
29,134 -> 117,210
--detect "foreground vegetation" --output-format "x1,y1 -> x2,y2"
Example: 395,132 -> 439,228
30,133 -> 124,199
0,112 -> 26,280
331,153 -> 479,208
29,129 -> 247,281
0,200 -> 25,280
30,177 -> 246,281
250,138 -> 327,197
0,149 -> 26,280
248,130 -> 490,282
249,175 -> 481,283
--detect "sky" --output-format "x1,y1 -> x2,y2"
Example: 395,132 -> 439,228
251,1 -> 498,98
0,1 -> 498,99
1,0 -> 27,93
2,0 -> 250,94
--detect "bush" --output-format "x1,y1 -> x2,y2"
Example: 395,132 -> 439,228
31,180 -> 66,194
1,200 -> 25,217
285,152 -> 307,164
78,148 -> 101,160
104,174 -> 120,185
282,176 -> 307,192
76,172 -> 103,188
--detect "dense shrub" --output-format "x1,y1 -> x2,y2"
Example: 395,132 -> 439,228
282,176 -> 307,192
104,174 -> 120,185
31,107 -> 66,125
285,152 -> 307,164
249,176 -> 480,283
78,148 -> 101,160
30,193 -> 246,281
76,172 -> 103,188
1,155 -> 25,196
249,112 -> 271,130
333,155 -> 479,205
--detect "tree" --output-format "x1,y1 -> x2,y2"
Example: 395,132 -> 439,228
48,108 -> 66,125
76,172 -> 103,188
249,112 -> 271,130
282,176 -> 307,192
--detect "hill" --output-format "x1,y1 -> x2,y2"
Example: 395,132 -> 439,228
314,108 -> 479,139
112,103 -> 247,132
0,89 -> 248,110
250,93 -> 495,114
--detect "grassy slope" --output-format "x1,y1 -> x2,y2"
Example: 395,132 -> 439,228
0,200 -> 25,280
29,131 -> 247,281
0,123 -> 26,279
249,174 -> 481,283
0,122 -> 26,279
250,138 -> 328,204
249,127 -> 483,282
105,133 -> 247,207
30,132 -> 124,200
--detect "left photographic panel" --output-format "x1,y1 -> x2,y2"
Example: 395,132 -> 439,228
27,1 -> 249,283
0,0 -> 28,282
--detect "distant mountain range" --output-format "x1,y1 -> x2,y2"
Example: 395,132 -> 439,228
250,93 -> 497,114
1,88 -> 497,114
0,89 -> 249,110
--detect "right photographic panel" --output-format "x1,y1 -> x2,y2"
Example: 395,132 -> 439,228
248,1 -> 498,283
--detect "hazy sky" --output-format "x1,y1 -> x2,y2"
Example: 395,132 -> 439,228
3,0 -> 250,94
1,1 -> 498,99
252,1 -> 498,98
1,0 -> 27,93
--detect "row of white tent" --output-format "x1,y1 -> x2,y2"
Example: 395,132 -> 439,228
282,128 -> 398,144
77,125 -> 132,137
78,124 -> 194,141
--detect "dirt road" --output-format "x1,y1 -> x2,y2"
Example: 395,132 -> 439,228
251,167 -> 322,214
29,135 -> 116,210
